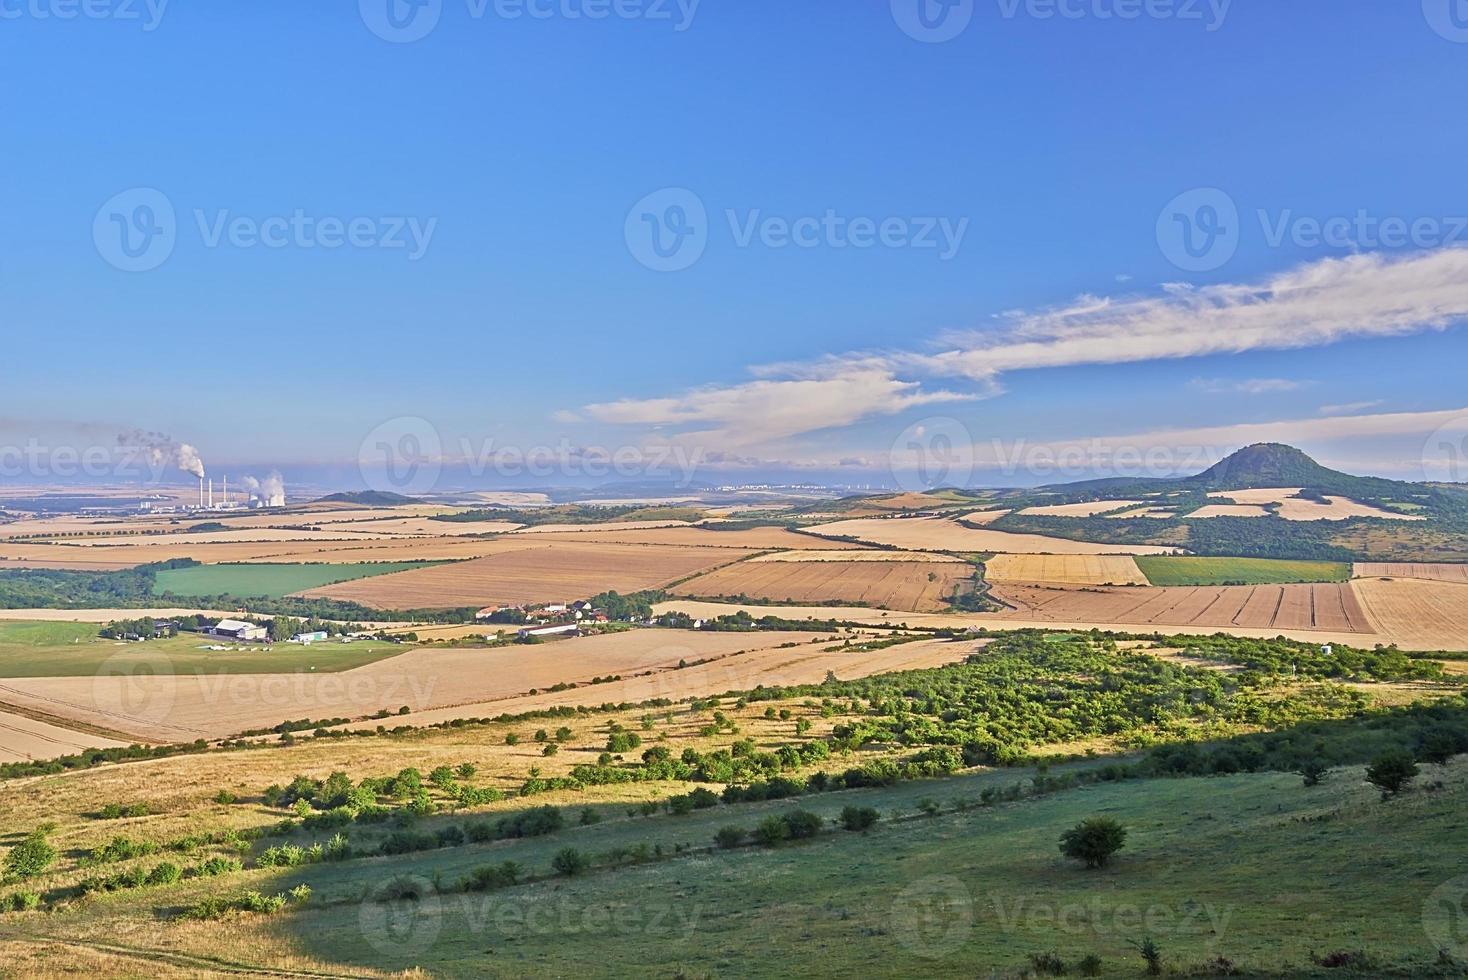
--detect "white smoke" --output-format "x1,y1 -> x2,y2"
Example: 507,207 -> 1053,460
117,429 -> 206,479
242,472 -> 286,508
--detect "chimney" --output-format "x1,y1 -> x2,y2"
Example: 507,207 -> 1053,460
199,477 -> 205,508
208,479 -> 214,509
223,475 -> 228,508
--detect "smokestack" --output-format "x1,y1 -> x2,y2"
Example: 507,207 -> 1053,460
223,475 -> 227,508
199,477 -> 204,508
208,479 -> 214,509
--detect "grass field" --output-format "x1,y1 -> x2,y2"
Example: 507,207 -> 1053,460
1136,556 -> 1351,586
151,562 -> 444,598
0,620 -> 407,678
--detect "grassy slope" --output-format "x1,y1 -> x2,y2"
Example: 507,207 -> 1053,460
151,562 -> 441,599
0,621 -> 407,676
1135,556 -> 1351,586
5,762 -> 1462,978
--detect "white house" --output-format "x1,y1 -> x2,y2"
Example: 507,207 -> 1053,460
212,619 -> 269,642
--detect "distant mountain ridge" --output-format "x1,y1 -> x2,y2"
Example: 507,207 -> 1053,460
314,491 -> 422,507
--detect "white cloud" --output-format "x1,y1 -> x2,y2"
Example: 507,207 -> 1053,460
1318,399 -> 1384,415
566,248 -> 1468,452
1191,377 -> 1311,395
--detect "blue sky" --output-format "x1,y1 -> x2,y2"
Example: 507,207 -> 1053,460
3,1 -> 1468,490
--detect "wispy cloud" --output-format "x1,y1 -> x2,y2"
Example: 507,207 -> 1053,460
1190,377 -> 1311,395
569,248 -> 1468,451
1318,399 -> 1384,415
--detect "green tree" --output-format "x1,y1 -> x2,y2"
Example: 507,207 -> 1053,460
1365,751 -> 1418,798
4,832 -> 57,882
551,847 -> 590,877
1059,817 -> 1127,869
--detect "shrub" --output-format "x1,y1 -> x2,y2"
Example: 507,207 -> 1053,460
782,810 -> 823,839
552,847 -> 590,877
1078,953 -> 1103,976
1059,817 -> 1127,869
196,856 -> 242,877
3,832 -> 57,882
840,806 -> 879,832
214,789 -> 238,805
4,891 -> 41,912
1028,951 -> 1067,975
1298,758 -> 1329,787
461,861 -> 522,892
1365,751 -> 1418,798
714,826 -> 745,849
146,862 -> 182,886
754,815 -> 790,847
542,743 -> 559,757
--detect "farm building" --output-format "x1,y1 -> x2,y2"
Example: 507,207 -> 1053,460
291,630 -> 329,645
517,623 -> 580,640
211,619 -> 270,642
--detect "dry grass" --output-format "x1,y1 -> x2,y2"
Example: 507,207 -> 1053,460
746,550 -> 964,563
1016,500 -> 1146,517
990,581 -> 1375,633
985,554 -> 1148,586
0,629 -> 831,742
1206,488 -> 1424,522
805,516 -> 1174,555
0,708 -> 133,763
297,542 -> 751,609
521,525 -> 861,550
1353,562 -> 1468,584
672,560 -> 974,612
1352,577 -> 1468,650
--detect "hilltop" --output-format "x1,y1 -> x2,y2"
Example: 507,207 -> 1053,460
312,490 -> 423,507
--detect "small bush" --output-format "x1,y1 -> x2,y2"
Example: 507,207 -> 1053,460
3,832 -> 57,882
714,826 -> 745,850
1059,817 -> 1127,869
840,806 -> 879,832
461,861 -> 522,892
552,847 -> 590,877
1365,751 -> 1418,798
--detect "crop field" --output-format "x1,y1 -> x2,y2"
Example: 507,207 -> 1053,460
1187,503 -> 1271,518
746,549 -> 964,563
990,582 -> 1374,633
1136,556 -> 1351,586
0,708 -> 133,763
1352,577 -> 1468,649
1354,561 -> 1468,584
671,559 -> 975,612
1016,500 -> 1146,517
805,516 -> 1174,555
298,542 -> 754,610
152,561 -> 443,598
984,554 -> 1148,585
1205,488 -> 1424,522
0,629 -> 840,742
0,624 -> 408,679
517,525 -> 863,550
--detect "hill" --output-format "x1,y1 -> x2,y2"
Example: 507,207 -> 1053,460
312,490 -> 422,507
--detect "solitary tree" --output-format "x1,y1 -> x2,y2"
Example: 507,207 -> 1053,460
1059,817 -> 1128,869
1298,757 -> 1329,787
1365,751 -> 1419,799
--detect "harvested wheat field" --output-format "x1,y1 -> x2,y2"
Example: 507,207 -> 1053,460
1351,578 -> 1468,650
990,581 -> 1374,633
1206,488 -> 1424,521
298,542 -> 753,609
1354,562 -> 1468,584
1017,500 -> 1146,517
1188,504 -> 1271,518
672,559 -> 974,612
520,525 -> 860,550
0,708 -> 132,763
0,536 -> 520,568
509,520 -> 692,535
0,629 -> 829,742
337,636 -> 975,733
985,554 -> 1149,586
1106,507 -> 1175,519
806,516 -> 1173,555
746,550 -> 964,563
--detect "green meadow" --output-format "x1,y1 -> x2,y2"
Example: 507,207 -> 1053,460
1136,556 -> 1351,587
151,561 -> 440,599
